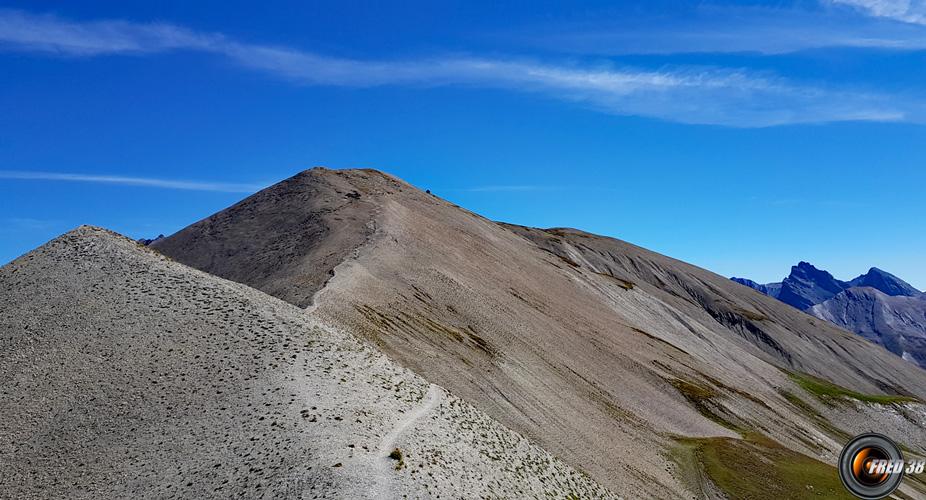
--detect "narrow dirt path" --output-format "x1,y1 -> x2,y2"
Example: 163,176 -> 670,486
368,384 -> 442,499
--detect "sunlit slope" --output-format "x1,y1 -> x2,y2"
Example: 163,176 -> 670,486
506,224 -> 926,395
153,168 -> 926,498
0,226 -> 615,499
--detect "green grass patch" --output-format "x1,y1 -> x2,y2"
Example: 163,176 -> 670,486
787,371 -> 919,405
674,433 -> 852,499
667,439 -> 710,498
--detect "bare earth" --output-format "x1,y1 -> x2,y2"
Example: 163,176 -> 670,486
154,168 -> 926,499
5,167 -> 926,498
0,226 -> 616,499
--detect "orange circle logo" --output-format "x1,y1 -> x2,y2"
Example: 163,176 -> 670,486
838,433 -> 904,499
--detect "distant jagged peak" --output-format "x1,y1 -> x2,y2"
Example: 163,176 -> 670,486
770,261 -> 846,309
731,277 -> 761,287
731,261 -> 921,308
730,277 -> 773,295
787,261 -> 847,287
138,234 -> 165,246
850,266 -> 921,297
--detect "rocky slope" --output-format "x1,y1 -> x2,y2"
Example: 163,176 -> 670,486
731,263 -> 926,368
0,226 -> 615,499
810,287 -> 926,367
151,170 -> 378,308
777,262 -> 850,310
736,264 -> 921,310
849,267 -> 923,298
734,262 -> 853,310
152,167 -> 926,499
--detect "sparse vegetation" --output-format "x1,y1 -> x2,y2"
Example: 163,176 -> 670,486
732,306 -> 768,322
356,305 -> 497,357
672,433 -> 852,499
668,378 -> 741,432
787,371 -> 919,405
778,390 -> 851,442
670,378 -> 716,401
16,177 -> 926,500
594,271 -> 635,290
389,448 -> 405,470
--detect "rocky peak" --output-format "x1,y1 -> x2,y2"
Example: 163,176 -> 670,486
849,267 -> 921,297
776,261 -> 848,310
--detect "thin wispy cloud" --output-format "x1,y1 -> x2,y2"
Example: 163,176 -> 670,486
0,8 -> 917,126
511,4 -> 926,55
830,0 -> 926,25
0,170 -> 264,193
0,9 -> 221,55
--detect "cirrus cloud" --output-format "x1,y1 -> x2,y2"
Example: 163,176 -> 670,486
0,170 -> 265,193
830,0 -> 926,25
0,8 -> 919,127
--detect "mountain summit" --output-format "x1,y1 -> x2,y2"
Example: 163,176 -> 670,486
3,168 -> 924,498
146,167 -> 926,498
849,267 -> 922,297
735,262 -> 921,307
731,262 -> 925,368
731,260 -> 856,308
777,261 -> 850,310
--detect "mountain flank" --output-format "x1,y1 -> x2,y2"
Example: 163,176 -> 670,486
151,168 -> 383,308
0,226 -> 615,499
731,262 -> 926,368
811,288 -> 926,367
150,167 -> 926,499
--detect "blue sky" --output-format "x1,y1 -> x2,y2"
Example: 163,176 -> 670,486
0,0 -> 924,289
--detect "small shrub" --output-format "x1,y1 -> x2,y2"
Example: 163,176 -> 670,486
389,448 -> 405,470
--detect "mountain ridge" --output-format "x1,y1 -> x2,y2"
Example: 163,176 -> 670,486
0,224 -> 617,499
849,267 -> 923,297
730,261 -> 925,368
810,287 -> 926,368
150,167 -> 926,498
